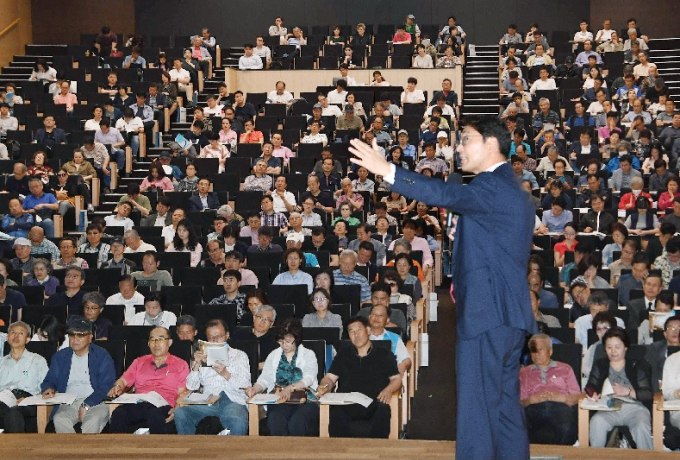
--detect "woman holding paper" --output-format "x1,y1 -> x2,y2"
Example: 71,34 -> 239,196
585,328 -> 653,449
244,318 -> 319,436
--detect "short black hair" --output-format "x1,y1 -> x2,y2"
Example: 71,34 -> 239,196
460,115 -> 512,158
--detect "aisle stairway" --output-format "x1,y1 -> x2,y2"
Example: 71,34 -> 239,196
460,45 -> 499,117
647,37 -> 680,98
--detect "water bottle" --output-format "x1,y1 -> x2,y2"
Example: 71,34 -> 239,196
79,210 -> 88,232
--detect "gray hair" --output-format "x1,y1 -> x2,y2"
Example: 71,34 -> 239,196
9,321 -> 31,336
176,314 -> 197,329
83,291 -> 106,308
547,145 -> 559,156
124,229 -> 140,240
393,239 -> 412,252
217,205 -> 234,217
528,333 -> 553,350
339,249 -> 358,263
32,258 -> 51,274
255,304 -> 277,322
631,176 -> 644,188
538,97 -> 550,106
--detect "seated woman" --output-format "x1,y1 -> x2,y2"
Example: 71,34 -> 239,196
553,223 -> 578,267
244,318 -> 320,437
24,258 -> 59,298
177,162 -> 199,193
139,163 -> 174,192
218,118 -> 238,151
602,223 -> 628,266
657,176 -> 680,211
26,150 -> 54,185
385,239 -> 425,282
393,254 -> 422,301
159,72 -> 179,118
586,328 -> 653,450
388,146 -> 410,170
30,315 -> 67,350
239,289 -> 268,326
272,248 -> 314,294
619,176 -> 653,210
624,197 -> 659,247
199,131 -> 230,173
332,203 -> 360,227
382,191 -> 408,213
582,312 -> 618,386
166,219 -> 203,267
314,269 -> 335,292
302,287 -> 343,339
572,252 -> 610,289
380,269 -> 415,330
129,291 -> 177,327
62,150 -> 96,188
520,333 -> 580,445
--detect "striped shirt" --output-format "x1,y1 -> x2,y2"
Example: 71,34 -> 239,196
78,242 -> 111,268
185,344 -> 251,405
332,269 -> 371,302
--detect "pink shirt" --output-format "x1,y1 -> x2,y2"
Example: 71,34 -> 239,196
389,236 -> 434,268
140,177 -> 174,191
54,93 -> 78,111
519,360 -> 580,400
121,354 -> 190,408
273,146 -> 294,164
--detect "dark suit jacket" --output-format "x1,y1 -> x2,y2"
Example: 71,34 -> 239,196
628,297 -> 653,332
569,143 -> 601,170
391,162 -> 536,340
188,193 -> 220,212
140,212 -> 172,227
646,340 -> 669,393
430,90 -> 458,107
146,93 -> 170,109
34,128 -> 67,149
617,274 -> 643,307
578,211 -> 615,234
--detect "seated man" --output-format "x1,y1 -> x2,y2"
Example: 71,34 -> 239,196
579,195 -> 615,234
628,272 -> 663,333
78,223 -> 112,268
174,319 -> 250,435
45,266 -> 86,316
302,228 -> 340,266
189,177 -> 220,212
0,320 -> 48,433
520,334 -> 580,445
131,250 -> 173,290
317,316 -> 401,438
105,273 -> 145,324
104,202 -> 134,231
527,272 -> 559,309
224,250 -> 259,287
364,285 -> 410,360
209,270 -> 247,320
618,253 -> 648,307
140,196 -> 172,227
102,236 -> 137,276
53,236 -> 89,270
108,326 -> 189,434
82,292 -> 112,340
259,196 -> 289,233
611,155 -> 641,192
41,316 -> 115,433
22,178 -> 58,238
238,43 -> 263,70
333,250 -> 371,303
574,292 -> 625,345
243,159 -> 273,192
10,237 -> 35,277
268,176 -> 296,213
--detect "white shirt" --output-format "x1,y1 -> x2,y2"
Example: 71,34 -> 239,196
341,75 -> 358,86
321,105 -> 342,118
370,331 -> 409,364
239,55 -> 263,70
162,225 -> 176,245
204,105 -> 224,116
106,291 -> 146,324
401,89 -> 425,105
168,68 -> 191,85
84,119 -> 102,131
267,90 -> 293,104
529,78 -> 557,95
326,90 -> 348,104
425,104 -> 455,117
104,215 -> 134,231
129,310 -> 177,327
413,54 -> 433,68
115,117 -> 144,133
301,133 -> 328,145
253,45 -> 272,62
596,29 -> 614,42
186,344 -> 251,405
256,345 -> 318,393
124,241 -> 157,253
574,314 -> 625,345
272,190 -> 297,213
574,31 -> 594,42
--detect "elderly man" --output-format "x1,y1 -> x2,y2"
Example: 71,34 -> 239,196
348,223 -> 386,266
27,226 -> 59,261
317,316 -> 401,438
202,239 -> 226,269
209,270 -> 246,320
6,163 -> 30,196
243,159 -> 273,192
174,319 -> 250,435
532,98 -> 561,140
45,266 -> 87,315
10,237 -> 35,277
22,178 -> 58,238
41,316 -> 116,433
82,292 -> 112,340
189,177 -> 220,212
579,195 -> 615,235
176,315 -> 198,344
106,274 -> 145,324
574,292 -> 625,345
108,326 -> 189,434
0,321 -> 48,432
527,271 -> 558,309
368,300 -> 411,375
333,250 -> 371,303
53,236 -> 89,270
267,80 -> 293,105
301,175 -> 335,214
123,229 -> 156,253
520,334 -> 580,445
335,178 -> 364,212
232,304 -> 277,369
131,251 -> 173,291
2,198 -> 33,239
268,176 -> 296,213
77,224 -> 111,268
628,272 -> 663,333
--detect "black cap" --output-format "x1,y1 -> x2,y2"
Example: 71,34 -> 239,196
565,56 -> 574,64
110,236 -> 125,246
66,315 -> 93,334
159,151 -> 172,159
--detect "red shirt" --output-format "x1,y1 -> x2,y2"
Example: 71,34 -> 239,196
121,354 -> 190,407
520,360 -> 581,400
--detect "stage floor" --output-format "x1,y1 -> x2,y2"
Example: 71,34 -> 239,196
0,435 -> 678,460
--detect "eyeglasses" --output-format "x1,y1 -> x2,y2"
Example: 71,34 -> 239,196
148,337 -> 170,344
68,332 -> 91,338
84,306 -> 101,311
312,297 -> 328,303
57,173 -> 67,177
255,315 -> 274,324
385,282 -> 397,287
65,274 -> 81,279
596,326 -> 611,332
667,327 -> 680,332
207,334 -> 226,341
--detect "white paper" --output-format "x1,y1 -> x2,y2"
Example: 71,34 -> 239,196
248,394 -> 280,404
111,391 -> 169,408
0,390 -> 17,408
544,123 -> 556,132
663,399 -> 680,409
184,392 -> 212,404
19,393 -> 78,406
320,392 -> 373,408
206,347 -> 229,366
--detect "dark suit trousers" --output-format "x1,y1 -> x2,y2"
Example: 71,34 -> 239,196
0,402 -> 37,433
456,325 -> 529,460
329,401 -> 391,438
110,402 -> 171,434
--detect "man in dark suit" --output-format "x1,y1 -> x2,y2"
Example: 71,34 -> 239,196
627,272 -> 663,334
578,195 -> 615,234
646,316 -> 680,392
34,115 -> 66,150
429,78 -> 458,107
349,116 -> 535,459
145,84 -> 170,132
617,252 -> 649,307
188,177 -> 220,212
140,196 -> 173,227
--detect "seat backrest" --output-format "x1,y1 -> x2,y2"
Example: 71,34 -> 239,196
302,339 -> 327,382
109,325 -> 155,342
268,285 -> 308,317
9,286 -> 45,306
183,303 -> 238,334
550,343 -> 583,390
99,304 -> 126,326
271,303 -> 295,322
96,340 -> 126,377
331,285 -> 362,316
4,340 -> 59,365
228,339 -> 259,384
180,268 -> 220,287
21,305 -> 67,330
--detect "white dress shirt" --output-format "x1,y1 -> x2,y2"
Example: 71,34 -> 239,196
185,344 -> 251,405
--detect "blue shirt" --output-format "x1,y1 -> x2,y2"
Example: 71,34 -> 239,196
400,144 -> 417,159
333,269 -> 371,302
542,210 -> 574,232
1,213 -> 34,238
272,270 -> 314,294
509,141 -> 531,156
23,192 -> 57,212
518,170 -> 539,189
419,130 -> 439,145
